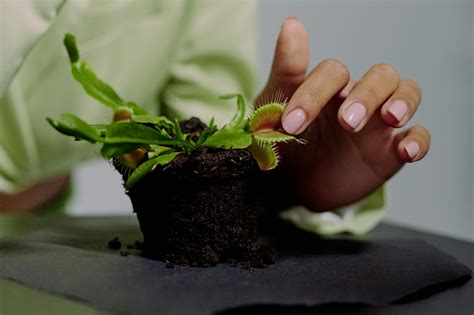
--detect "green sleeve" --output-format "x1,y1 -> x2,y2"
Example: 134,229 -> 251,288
0,0 -> 258,193
280,187 -> 386,235
160,0 -> 258,127
0,0 -> 64,96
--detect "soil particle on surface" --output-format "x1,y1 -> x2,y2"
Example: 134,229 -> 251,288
120,250 -> 130,257
108,237 -> 121,250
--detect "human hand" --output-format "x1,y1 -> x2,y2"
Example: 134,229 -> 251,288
257,17 -> 431,211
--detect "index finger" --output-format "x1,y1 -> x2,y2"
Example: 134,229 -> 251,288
282,59 -> 350,135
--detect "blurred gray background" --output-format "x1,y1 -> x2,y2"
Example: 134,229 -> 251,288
69,0 -> 473,241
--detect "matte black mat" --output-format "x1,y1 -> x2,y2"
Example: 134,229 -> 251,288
0,235 -> 470,315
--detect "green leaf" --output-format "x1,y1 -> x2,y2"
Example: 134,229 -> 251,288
203,128 -> 252,149
220,94 -> 247,128
248,142 -> 278,170
126,101 -> 148,115
90,124 -> 108,136
103,122 -> 179,145
125,152 -> 181,189
202,94 -> 252,149
71,62 -> 124,110
124,158 -> 157,190
133,115 -> 174,127
46,114 -> 100,143
149,145 -> 172,156
101,143 -> 144,159
194,119 -> 217,147
155,152 -> 181,165
64,34 -> 148,116
208,117 -> 216,130
64,33 -> 79,63
64,33 -> 124,110
174,118 -> 187,141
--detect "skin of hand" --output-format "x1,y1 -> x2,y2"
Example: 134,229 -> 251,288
0,174 -> 70,213
257,17 -> 431,212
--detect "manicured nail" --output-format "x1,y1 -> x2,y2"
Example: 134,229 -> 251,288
404,141 -> 420,159
342,102 -> 366,129
282,108 -> 307,134
285,16 -> 299,21
387,100 -> 408,122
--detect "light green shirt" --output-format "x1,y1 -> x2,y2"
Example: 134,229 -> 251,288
0,0 -> 384,235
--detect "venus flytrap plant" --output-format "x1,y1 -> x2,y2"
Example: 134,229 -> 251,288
48,33 -> 304,189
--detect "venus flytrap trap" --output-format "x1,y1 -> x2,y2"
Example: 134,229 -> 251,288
48,33 -> 304,190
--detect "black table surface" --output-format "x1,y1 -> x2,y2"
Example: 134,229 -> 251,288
0,215 -> 472,315
234,222 -> 474,315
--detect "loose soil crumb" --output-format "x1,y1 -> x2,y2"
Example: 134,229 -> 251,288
108,237 -> 121,250
179,117 -> 207,141
120,250 -> 130,257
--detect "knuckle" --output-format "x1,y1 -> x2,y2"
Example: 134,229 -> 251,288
359,85 -> 380,105
305,86 -> 325,112
372,63 -> 399,81
320,58 -> 350,82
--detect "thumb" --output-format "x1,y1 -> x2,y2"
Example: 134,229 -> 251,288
257,17 -> 309,106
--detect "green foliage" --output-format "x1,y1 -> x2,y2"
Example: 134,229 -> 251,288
174,118 -> 187,142
101,143 -> 143,160
133,115 -> 174,128
125,152 -> 181,189
148,145 -> 173,157
203,128 -> 252,149
48,33 -> 305,188
126,101 -> 148,116
222,94 -> 247,129
64,33 -> 148,114
203,94 -> 252,149
47,114 -> 100,143
194,118 -> 216,147
105,122 -> 172,144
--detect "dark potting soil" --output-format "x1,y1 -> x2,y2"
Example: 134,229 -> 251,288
118,118 -> 277,268
179,117 -> 207,141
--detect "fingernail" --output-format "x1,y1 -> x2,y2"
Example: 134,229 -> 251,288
404,141 -> 420,159
342,102 -> 366,129
285,16 -> 299,21
387,100 -> 408,122
282,108 -> 307,134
